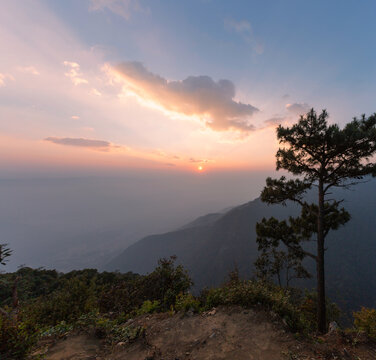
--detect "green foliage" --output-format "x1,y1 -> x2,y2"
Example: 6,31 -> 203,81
136,300 -> 160,315
26,276 -> 98,326
141,256 -> 193,309
99,256 -> 192,313
108,324 -> 145,344
174,293 -> 200,313
0,267 -> 59,306
74,312 -> 144,344
200,280 -> 309,333
0,314 -> 39,359
40,321 -> 74,338
353,307 -> 376,339
200,280 -> 340,334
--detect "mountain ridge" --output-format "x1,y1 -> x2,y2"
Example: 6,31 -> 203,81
106,180 -> 376,312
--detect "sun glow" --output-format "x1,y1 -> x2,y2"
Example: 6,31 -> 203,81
197,165 -> 204,171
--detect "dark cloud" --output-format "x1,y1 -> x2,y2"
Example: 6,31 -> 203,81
45,137 -> 111,150
115,62 -> 258,133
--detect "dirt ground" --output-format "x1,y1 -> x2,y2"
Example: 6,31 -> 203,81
40,306 -> 376,360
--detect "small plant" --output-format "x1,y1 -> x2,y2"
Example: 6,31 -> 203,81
40,321 -> 74,338
110,324 -> 145,344
174,293 -> 200,313
136,300 -> 160,315
353,307 -> 376,339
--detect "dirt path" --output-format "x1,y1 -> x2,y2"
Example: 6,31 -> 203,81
43,334 -> 102,360
42,306 -> 376,360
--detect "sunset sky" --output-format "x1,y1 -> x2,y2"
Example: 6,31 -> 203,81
2,0 -> 376,176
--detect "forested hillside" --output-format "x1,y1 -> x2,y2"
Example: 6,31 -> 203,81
107,179 -> 376,313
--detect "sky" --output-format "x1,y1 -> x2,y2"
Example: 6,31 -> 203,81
2,0 -> 376,176
1,0 -> 376,270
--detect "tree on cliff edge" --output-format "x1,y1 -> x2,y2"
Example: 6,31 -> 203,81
256,109 -> 376,333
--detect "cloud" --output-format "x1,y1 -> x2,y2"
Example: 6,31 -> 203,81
91,88 -> 102,96
285,103 -> 310,116
45,137 -> 111,151
264,103 -> 311,128
63,61 -> 88,86
0,73 -> 15,87
264,116 -> 285,126
224,19 -> 264,54
89,0 -> 145,20
71,115 -> 80,120
0,74 -> 6,87
17,66 -> 39,75
114,62 -> 258,133
189,157 -> 210,164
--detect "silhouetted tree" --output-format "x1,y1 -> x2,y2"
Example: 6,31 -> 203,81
255,245 -> 311,287
256,109 -> 376,333
0,244 -> 12,317
0,244 -> 11,266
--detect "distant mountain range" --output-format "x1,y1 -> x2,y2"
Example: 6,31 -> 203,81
106,179 -> 376,313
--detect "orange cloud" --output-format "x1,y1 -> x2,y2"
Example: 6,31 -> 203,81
114,62 -> 259,133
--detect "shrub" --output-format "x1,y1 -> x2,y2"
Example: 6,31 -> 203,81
140,256 -> 193,309
298,290 -> 340,331
136,300 -> 160,315
174,293 -> 200,313
200,280 -> 309,333
353,307 -> 376,339
0,315 -> 39,359
98,256 -> 192,314
40,321 -> 74,338
26,276 -> 98,326
109,324 -> 145,344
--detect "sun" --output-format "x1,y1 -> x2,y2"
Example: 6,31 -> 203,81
197,165 -> 204,171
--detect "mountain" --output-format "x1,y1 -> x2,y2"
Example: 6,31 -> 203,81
106,179 -> 376,312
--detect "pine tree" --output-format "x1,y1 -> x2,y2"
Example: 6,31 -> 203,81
256,109 -> 376,333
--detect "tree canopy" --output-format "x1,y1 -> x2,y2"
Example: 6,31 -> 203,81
256,109 -> 376,333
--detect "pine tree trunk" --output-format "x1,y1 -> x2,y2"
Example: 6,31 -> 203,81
317,180 -> 327,333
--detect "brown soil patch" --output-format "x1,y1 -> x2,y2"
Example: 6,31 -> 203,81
41,306 -> 376,360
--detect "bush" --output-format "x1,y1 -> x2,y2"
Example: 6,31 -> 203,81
98,256 -> 192,314
353,307 -> 376,339
26,276 -> 98,326
298,290 -> 340,331
0,315 -> 39,359
140,256 -> 193,309
136,300 -> 160,315
200,280 -> 309,333
174,293 -> 200,313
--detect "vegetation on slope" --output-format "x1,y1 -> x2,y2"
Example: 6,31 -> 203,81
1,258 -> 376,359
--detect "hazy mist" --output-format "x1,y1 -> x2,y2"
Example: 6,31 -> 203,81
1,169 -> 273,272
